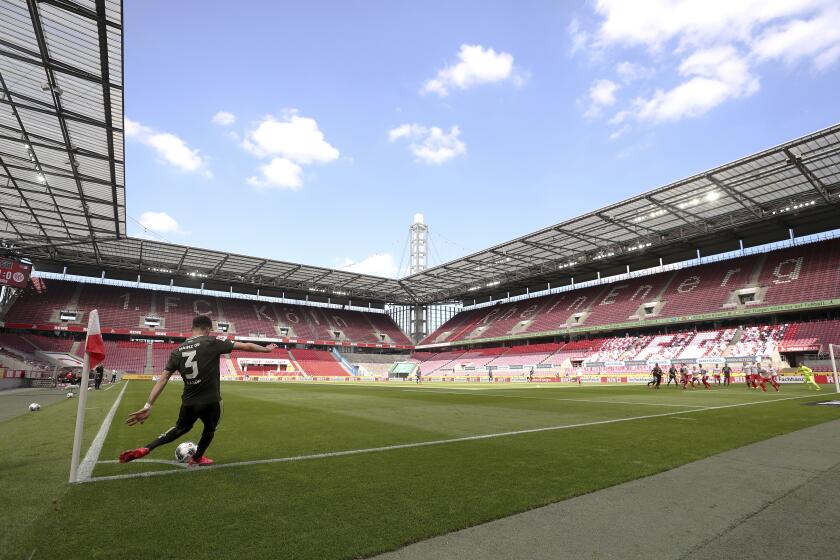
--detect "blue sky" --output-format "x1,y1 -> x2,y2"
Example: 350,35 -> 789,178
124,0 -> 840,277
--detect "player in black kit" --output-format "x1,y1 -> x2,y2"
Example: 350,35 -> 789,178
119,315 -> 277,466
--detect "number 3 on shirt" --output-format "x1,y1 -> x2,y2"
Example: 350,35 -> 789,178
181,350 -> 199,380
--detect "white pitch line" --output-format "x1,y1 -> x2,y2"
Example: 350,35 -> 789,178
82,392 -> 828,484
98,458 -> 188,469
75,382 -> 128,483
402,389 -> 709,408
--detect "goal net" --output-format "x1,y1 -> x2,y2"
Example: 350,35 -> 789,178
830,343 -> 840,393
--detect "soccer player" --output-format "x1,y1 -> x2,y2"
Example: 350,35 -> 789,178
744,362 -> 755,389
118,315 -> 278,466
722,362 -> 732,386
700,366 -> 712,390
667,364 -> 678,387
712,366 -> 721,385
758,363 -> 780,392
799,364 -> 821,391
647,363 -> 663,389
679,363 -> 690,389
690,366 -> 701,389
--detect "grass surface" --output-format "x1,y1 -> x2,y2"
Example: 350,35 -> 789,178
2,381 -> 839,559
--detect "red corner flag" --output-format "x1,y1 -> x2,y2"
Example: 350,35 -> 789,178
85,309 -> 106,368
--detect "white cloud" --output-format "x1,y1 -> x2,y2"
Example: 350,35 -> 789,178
242,110 -> 340,189
243,111 -> 340,163
138,211 -> 181,234
339,253 -> 397,278
584,79 -> 619,118
615,61 -> 653,83
632,46 -> 759,122
124,117 -> 208,175
568,17 -> 589,54
609,125 -> 630,141
422,44 -> 522,97
388,123 -> 466,165
571,1 -> 838,138
752,7 -> 840,71
592,0 -> 831,52
246,157 -> 303,190
211,111 -> 236,126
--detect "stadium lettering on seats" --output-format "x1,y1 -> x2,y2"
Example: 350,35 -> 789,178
773,257 -> 804,284
482,307 -> 502,324
600,285 -> 628,306
568,296 -> 588,311
720,268 -> 741,287
544,295 -> 567,315
193,299 -> 212,316
631,285 -> 652,301
497,306 -> 518,321
677,276 -> 701,293
164,296 -> 179,313
253,304 -> 273,322
519,304 -> 539,319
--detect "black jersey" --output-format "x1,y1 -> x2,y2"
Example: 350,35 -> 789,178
165,335 -> 235,405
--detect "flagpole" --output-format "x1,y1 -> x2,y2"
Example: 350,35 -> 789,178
69,352 -> 91,483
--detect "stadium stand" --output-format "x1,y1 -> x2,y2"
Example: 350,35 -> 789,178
731,325 -> 787,358
340,352 -> 408,376
781,320 -> 840,352
102,340 -> 148,373
489,343 -> 564,367
4,278 -> 410,346
759,239 -> 840,306
419,238 -> 840,345
290,349 -> 351,377
413,350 -> 467,375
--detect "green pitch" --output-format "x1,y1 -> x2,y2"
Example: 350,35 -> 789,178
2,381 -> 839,559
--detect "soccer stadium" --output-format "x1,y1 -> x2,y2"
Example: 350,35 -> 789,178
2,1 -> 840,559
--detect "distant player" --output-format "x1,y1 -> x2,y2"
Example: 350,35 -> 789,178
799,365 -> 821,391
667,364 -> 678,387
647,363 -> 662,389
712,366 -> 721,385
700,366 -> 712,390
722,363 -> 732,386
756,363 -> 780,392
744,363 -> 755,389
416,367 -> 422,384
690,366 -> 701,389
679,364 -> 690,389
119,315 -> 277,466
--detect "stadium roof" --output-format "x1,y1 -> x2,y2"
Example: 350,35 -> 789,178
398,123 -> 840,303
17,236 -> 411,303
0,0 -> 124,248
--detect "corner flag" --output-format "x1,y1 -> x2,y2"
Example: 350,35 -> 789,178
69,309 -> 106,483
85,309 -> 106,368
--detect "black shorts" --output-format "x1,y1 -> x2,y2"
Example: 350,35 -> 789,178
176,401 -> 222,433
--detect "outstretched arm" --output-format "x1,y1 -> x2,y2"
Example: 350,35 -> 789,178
126,370 -> 174,426
233,342 -> 278,353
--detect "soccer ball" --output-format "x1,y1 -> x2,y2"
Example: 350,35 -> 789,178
175,441 -> 197,463
66,392 -> 74,398
29,403 -> 41,412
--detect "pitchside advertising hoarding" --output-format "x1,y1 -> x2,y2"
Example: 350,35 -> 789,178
0,258 -> 32,288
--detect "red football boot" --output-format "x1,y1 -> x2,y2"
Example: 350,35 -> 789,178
119,447 -> 150,463
188,456 -> 215,467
